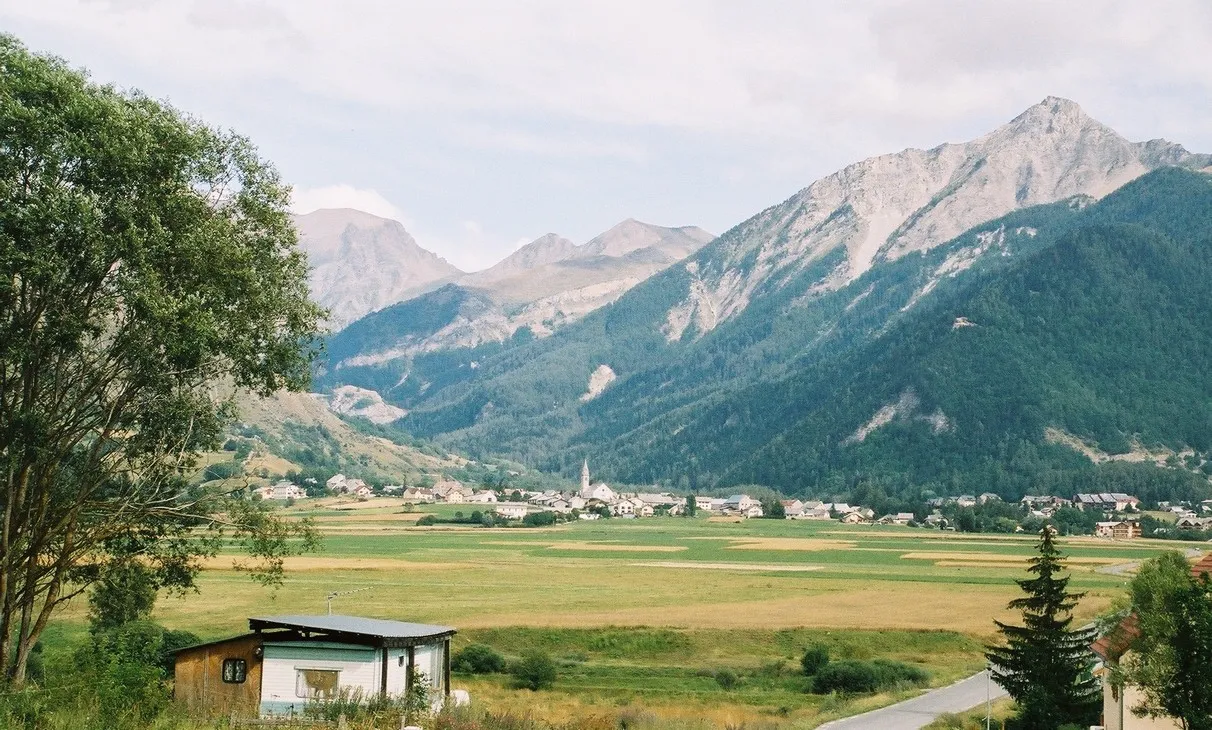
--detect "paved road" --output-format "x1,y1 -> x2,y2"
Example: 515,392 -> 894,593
817,670 -> 1008,730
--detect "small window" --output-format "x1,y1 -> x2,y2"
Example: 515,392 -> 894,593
296,669 -> 340,699
221,658 -> 247,684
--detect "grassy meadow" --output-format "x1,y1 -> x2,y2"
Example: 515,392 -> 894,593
49,499 -> 1199,728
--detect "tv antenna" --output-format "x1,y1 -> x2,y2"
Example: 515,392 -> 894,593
326,587 -> 370,615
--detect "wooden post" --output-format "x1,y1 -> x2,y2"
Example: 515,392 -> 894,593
406,646 -> 415,692
380,646 -> 389,698
443,638 -> 451,698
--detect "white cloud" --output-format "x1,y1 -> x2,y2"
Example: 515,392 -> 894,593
7,0 -> 1212,273
11,0 -> 1211,148
290,184 -> 405,222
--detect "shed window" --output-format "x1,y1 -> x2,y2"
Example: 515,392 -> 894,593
296,669 -> 340,699
221,658 -> 247,684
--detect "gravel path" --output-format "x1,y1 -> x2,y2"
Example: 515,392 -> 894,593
816,670 -> 1007,730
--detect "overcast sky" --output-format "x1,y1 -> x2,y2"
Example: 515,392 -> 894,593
4,1 -> 1211,270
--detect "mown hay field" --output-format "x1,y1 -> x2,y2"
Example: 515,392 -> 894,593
52,503 -> 1198,728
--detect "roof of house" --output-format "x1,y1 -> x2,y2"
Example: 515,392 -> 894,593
248,614 -> 456,646
1192,553 -> 1212,580
1093,554 -> 1212,662
1091,614 -> 1139,662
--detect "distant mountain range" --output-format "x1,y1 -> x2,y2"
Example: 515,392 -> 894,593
307,97 -> 1212,502
294,211 -> 713,337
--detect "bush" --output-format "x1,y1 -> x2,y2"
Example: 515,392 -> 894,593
510,650 -> 557,690
713,668 -> 740,690
452,644 -> 506,674
801,644 -> 830,675
522,511 -> 557,527
811,658 -> 929,694
416,514 -> 439,526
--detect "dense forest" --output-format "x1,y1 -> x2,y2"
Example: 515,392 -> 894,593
320,169 -> 1212,503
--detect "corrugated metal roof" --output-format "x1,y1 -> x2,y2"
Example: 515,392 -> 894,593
248,615 -> 455,640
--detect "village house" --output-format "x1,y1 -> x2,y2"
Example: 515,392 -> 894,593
955,495 -> 977,508
432,479 -> 470,503
464,490 -> 498,504
780,500 -> 805,518
494,502 -> 542,520
1075,492 -> 1141,512
924,511 -> 947,528
878,512 -> 916,526
1091,554 -> 1212,729
173,615 -> 455,719
400,487 -> 436,503
256,481 -> 305,500
795,504 -> 833,520
840,511 -> 868,525
695,496 -> 714,512
326,474 -> 347,492
1095,521 -> 1141,539
1176,515 -> 1212,530
978,492 -> 1001,504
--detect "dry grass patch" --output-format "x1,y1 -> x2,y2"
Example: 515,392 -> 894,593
722,537 -> 857,551
481,541 -> 687,553
900,551 -> 1122,565
633,561 -> 825,572
197,556 -> 471,572
466,583 -> 1024,634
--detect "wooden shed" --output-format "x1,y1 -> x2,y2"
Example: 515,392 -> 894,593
173,614 -> 456,719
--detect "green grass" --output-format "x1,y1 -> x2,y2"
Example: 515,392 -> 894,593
42,511 -> 1189,728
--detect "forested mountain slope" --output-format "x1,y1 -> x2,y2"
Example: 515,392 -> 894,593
588,168 -> 1212,499
400,170 -> 1212,502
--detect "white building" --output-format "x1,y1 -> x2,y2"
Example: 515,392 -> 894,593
495,502 -> 542,520
578,461 -> 618,502
173,614 -> 455,719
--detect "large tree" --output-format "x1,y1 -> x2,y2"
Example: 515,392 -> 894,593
985,527 -> 1101,729
1121,552 -> 1212,730
0,36 -> 323,684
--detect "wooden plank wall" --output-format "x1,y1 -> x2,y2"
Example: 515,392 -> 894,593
174,635 -> 264,718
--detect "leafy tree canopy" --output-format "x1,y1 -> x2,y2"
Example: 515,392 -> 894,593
0,35 -> 322,684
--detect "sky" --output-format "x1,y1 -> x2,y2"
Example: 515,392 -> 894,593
3,0 -> 1211,271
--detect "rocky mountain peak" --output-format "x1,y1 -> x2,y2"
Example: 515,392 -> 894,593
473,233 -> 578,282
660,97 -> 1209,342
579,219 -> 714,260
293,209 -> 462,330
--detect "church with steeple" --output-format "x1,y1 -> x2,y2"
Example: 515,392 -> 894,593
578,460 -> 616,502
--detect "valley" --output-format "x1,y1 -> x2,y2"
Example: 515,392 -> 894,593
50,505 -> 1186,728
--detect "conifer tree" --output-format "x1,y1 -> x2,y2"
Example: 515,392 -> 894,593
985,527 -> 1100,729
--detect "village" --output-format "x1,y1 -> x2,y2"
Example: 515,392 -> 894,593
250,464 -> 1212,539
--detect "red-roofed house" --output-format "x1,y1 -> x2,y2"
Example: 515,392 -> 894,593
1089,553 -> 1212,729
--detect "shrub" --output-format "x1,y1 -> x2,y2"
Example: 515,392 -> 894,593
811,658 -> 929,694
522,511 -> 557,527
416,514 -> 439,526
510,650 -> 557,690
813,660 -> 882,694
713,668 -> 740,690
801,644 -> 830,675
452,644 -> 507,674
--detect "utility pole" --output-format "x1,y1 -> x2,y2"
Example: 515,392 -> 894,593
986,662 -> 991,730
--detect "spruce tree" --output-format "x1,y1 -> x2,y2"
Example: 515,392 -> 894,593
985,527 -> 1101,729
